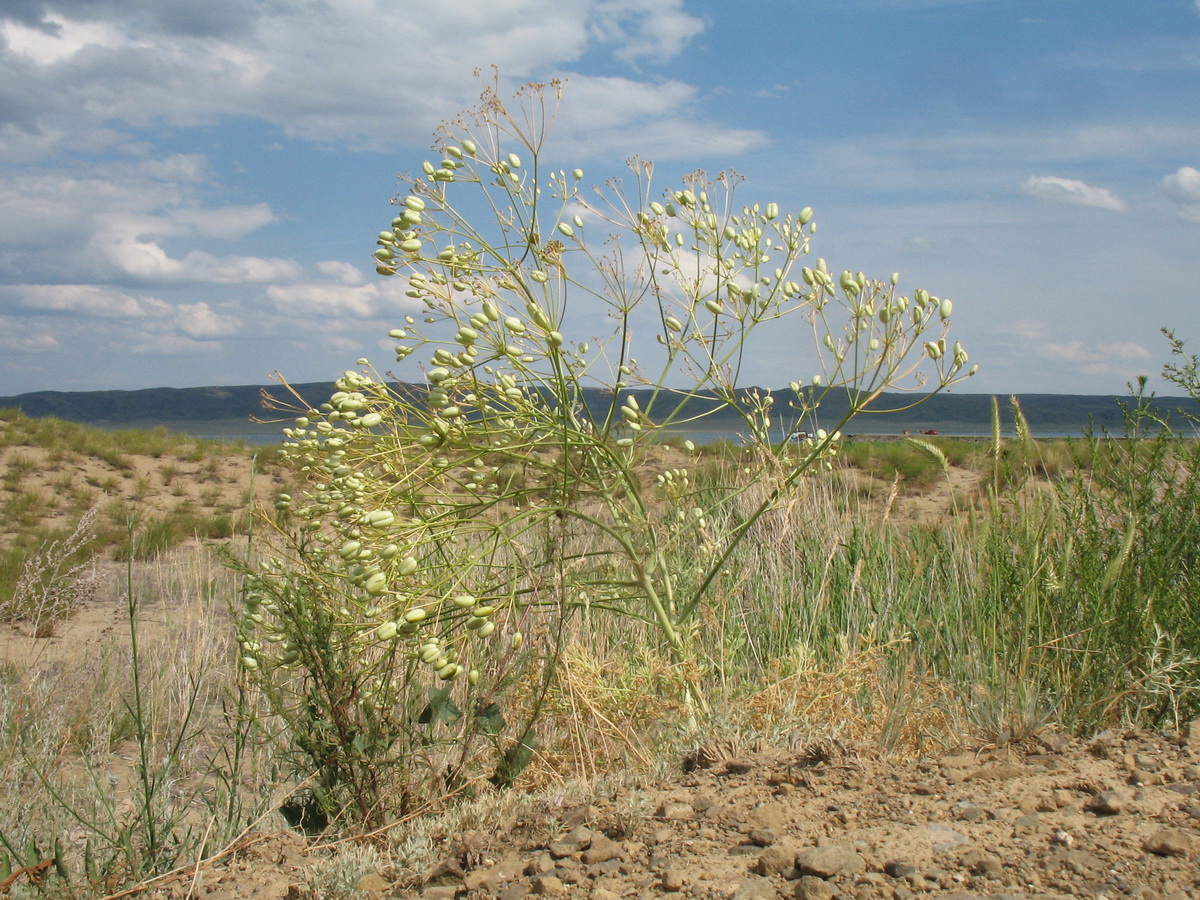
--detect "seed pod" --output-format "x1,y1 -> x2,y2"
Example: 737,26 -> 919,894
456,327 -> 479,345
939,297 -> 953,320
573,214 -> 584,228
438,662 -> 460,681
547,331 -> 564,349
364,572 -> 388,595
462,139 -> 478,156
557,222 -> 574,237
572,168 -> 583,180
404,196 -> 426,212
477,620 -> 496,638
530,270 -> 549,283
704,299 -> 723,316
399,238 -> 423,254
799,207 -> 814,225
504,316 -> 526,334
419,643 -> 441,663
403,607 -> 427,623
366,510 -> 395,527
924,341 -> 943,360
468,669 -> 480,686
451,593 -> 477,609
376,621 -> 398,641
507,152 -> 521,169
664,315 -> 682,332
511,631 -> 523,648
765,202 -> 779,220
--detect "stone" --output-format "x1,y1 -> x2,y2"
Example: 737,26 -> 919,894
961,849 -> 1003,878
660,867 -> 686,891
754,844 -> 795,876
657,801 -> 694,820
795,844 -> 865,878
530,874 -> 565,896
1144,828 -> 1195,857
748,827 -> 779,846
884,860 -> 916,878
1084,789 -> 1129,815
745,801 -> 788,831
581,835 -> 623,866
794,874 -> 838,899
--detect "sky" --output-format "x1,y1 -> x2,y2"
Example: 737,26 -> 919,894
2,0 -> 1199,399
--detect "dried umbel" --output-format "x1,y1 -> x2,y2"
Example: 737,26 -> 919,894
247,78 -> 974,821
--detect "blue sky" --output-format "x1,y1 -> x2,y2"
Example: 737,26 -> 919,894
2,0 -> 1199,397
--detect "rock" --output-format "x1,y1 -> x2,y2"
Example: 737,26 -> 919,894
748,827 -> 779,846
530,874 -> 565,896
745,801 -> 788,831
884,860 -> 917,878
961,849 -> 1003,878
1144,828 -> 1195,857
754,844 -> 795,876
498,884 -> 532,900
660,867 -> 686,891
795,844 -> 865,878
725,758 -> 756,775
1084,789 -> 1129,815
582,836 -> 623,866
1185,718 -> 1200,749
794,875 -> 838,899
421,888 -> 458,900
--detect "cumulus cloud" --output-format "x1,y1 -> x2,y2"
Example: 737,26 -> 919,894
265,280 -> 419,320
1021,176 -> 1127,212
1162,166 -> 1200,223
0,1 -> 736,158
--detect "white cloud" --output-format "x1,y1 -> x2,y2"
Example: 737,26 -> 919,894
265,280 -> 418,320
316,261 -> 367,286
589,0 -> 705,64
1021,176 -> 1127,212
1162,166 -> 1200,223
0,2 -> 733,157
174,301 -> 240,339
1038,340 -> 1151,376
12,284 -> 172,318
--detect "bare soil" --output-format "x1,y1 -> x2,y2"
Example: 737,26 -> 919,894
139,729 -> 1200,900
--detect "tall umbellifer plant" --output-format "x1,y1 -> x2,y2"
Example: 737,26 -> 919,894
242,79 -> 975,825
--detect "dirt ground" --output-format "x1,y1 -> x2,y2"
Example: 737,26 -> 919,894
133,727 -> 1200,900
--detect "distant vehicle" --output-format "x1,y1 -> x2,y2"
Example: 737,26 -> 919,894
788,431 -> 810,442
922,429 -> 939,435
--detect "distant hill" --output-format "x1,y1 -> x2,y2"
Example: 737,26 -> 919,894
2,381 -> 1198,440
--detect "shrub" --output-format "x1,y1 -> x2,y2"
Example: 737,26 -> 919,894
241,79 -> 973,826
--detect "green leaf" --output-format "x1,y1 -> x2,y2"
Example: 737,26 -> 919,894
490,727 -> 536,788
475,702 -> 505,735
419,688 -> 462,726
